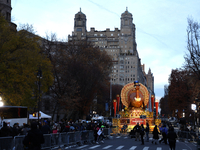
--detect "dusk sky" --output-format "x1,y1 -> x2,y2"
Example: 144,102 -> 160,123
11,0 -> 200,100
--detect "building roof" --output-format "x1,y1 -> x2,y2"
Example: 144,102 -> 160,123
75,8 -> 86,19
121,7 -> 132,17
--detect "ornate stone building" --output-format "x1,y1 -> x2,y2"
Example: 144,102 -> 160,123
68,8 -> 154,92
0,0 -> 16,29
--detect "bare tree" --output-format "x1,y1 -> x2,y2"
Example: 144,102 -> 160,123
184,18 -> 200,97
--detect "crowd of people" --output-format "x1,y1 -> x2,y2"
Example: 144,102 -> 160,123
129,122 -> 178,150
0,119 -> 182,150
0,119 -> 111,149
0,119 -> 111,137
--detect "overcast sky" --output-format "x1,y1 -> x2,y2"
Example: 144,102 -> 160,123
11,0 -> 200,100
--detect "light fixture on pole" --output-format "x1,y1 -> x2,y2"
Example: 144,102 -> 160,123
37,69 -> 42,124
191,103 -> 197,128
195,97 -> 200,126
0,97 -> 4,107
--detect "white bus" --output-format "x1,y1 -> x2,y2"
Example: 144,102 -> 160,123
0,106 -> 28,128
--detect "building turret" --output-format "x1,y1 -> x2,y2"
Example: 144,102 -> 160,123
119,7 -> 137,54
74,8 -> 87,40
0,0 -> 17,29
147,68 -> 154,92
120,7 -> 133,31
0,0 -> 12,22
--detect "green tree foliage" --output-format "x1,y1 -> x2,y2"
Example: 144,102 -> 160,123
0,16 -> 53,108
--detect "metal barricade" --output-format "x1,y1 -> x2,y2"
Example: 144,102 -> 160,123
81,130 -> 89,144
75,131 -> 82,145
103,128 -> 110,138
41,134 -> 51,150
51,133 -> 61,148
0,136 -> 14,150
88,130 -> 95,143
68,132 -> 76,145
59,132 -> 69,148
14,135 -> 25,150
177,130 -> 198,142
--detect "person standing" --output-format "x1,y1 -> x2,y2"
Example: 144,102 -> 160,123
93,123 -> 99,144
140,124 -> 145,145
97,125 -> 105,143
41,121 -> 51,134
152,125 -> 160,144
0,122 -> 12,137
145,123 -> 149,142
159,124 -> 168,144
121,122 -> 128,133
133,123 -> 141,141
23,122 -> 44,150
12,123 -> 20,137
167,126 -> 177,150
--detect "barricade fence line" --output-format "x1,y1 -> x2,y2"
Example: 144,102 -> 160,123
0,128 -> 199,149
0,136 -> 14,150
176,130 -> 198,142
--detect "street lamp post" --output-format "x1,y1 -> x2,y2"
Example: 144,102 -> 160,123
0,97 -> 4,107
191,103 -> 197,128
195,98 -> 200,127
37,69 -> 42,124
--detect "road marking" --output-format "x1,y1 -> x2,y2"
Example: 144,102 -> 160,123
89,145 -> 100,149
143,147 -> 149,150
129,146 -> 137,150
76,145 -> 88,149
124,137 -> 128,139
116,146 -> 124,149
102,145 -> 113,149
156,148 -> 162,150
116,136 -> 121,138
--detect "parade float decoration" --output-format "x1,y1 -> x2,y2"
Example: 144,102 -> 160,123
112,81 -> 161,134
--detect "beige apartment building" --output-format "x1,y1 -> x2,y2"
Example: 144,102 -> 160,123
68,8 -> 154,92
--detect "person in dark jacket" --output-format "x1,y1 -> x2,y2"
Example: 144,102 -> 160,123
140,124 -> 145,145
133,123 -> 141,141
12,123 -> 20,137
0,122 -> 12,137
21,124 -> 30,135
63,123 -> 70,132
23,122 -> 44,150
41,121 -> 51,134
145,123 -> 149,142
152,125 -> 160,144
167,126 -> 177,150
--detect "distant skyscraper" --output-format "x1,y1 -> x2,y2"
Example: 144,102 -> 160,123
68,8 -> 154,92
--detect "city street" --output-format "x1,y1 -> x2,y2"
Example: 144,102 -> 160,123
67,134 -> 197,150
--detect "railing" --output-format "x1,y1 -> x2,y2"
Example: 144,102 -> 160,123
177,130 -> 198,142
0,128 -> 112,150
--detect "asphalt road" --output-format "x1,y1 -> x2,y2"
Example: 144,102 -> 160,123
65,134 -> 197,150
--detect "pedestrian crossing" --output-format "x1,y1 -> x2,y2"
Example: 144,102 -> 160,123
73,136 -> 186,150
75,145 -> 187,150
111,136 -> 179,142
